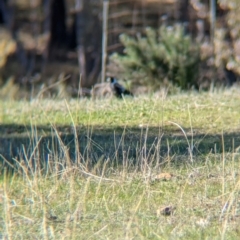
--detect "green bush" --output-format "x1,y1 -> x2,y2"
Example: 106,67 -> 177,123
109,24 -> 200,90
216,0 -> 240,75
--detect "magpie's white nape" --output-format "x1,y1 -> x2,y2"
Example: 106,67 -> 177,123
107,77 -> 133,98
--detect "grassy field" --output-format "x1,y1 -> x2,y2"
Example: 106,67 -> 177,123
1,89 -> 240,132
1,88 -> 240,239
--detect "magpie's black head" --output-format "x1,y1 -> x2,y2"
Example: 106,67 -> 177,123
109,77 -> 115,83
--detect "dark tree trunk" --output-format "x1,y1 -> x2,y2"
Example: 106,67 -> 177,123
179,0 -> 189,23
42,0 -> 52,72
50,0 -> 67,54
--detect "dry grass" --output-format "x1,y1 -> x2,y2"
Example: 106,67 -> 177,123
1,152 -> 240,239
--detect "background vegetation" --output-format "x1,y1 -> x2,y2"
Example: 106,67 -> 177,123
0,0 -> 239,95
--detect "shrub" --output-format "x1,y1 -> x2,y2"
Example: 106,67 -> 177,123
0,28 -> 16,69
217,0 -> 240,75
108,24 -> 200,90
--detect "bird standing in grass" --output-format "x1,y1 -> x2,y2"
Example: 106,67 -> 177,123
108,77 -> 133,98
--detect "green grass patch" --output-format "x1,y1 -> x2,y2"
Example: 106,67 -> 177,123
1,89 -> 240,134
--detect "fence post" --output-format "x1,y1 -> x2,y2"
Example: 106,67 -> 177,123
210,0 -> 216,43
101,0 -> 109,83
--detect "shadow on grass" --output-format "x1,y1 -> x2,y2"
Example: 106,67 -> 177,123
1,123 -> 240,171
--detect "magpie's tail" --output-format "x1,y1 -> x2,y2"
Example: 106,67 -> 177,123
123,89 -> 133,96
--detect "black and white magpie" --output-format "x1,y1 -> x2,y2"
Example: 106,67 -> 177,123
108,77 -> 133,98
